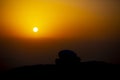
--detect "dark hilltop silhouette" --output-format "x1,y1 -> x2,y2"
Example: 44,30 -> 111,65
2,50 -> 119,78
55,50 -> 81,65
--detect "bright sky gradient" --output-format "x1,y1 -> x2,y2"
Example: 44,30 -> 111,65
1,0 -> 119,39
0,0 -> 120,68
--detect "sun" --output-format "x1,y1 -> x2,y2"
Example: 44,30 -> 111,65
33,27 -> 39,32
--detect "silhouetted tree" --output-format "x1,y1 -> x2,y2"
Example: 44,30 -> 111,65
55,50 -> 81,65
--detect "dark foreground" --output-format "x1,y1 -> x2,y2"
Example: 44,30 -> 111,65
1,61 -> 120,79
1,49 -> 120,79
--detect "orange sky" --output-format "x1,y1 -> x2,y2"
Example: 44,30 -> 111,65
0,0 -> 120,68
1,0 -> 120,39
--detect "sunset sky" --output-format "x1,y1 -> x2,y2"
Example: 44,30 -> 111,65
1,0 -> 119,39
0,0 -> 120,69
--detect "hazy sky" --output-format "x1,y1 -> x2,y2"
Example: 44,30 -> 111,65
0,0 -> 120,69
1,0 -> 119,39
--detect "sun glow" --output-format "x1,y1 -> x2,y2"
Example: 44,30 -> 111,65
33,27 -> 39,32
2,0 -> 116,39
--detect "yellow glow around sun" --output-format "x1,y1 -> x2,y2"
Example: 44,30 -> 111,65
2,0 -> 117,39
33,27 -> 39,32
